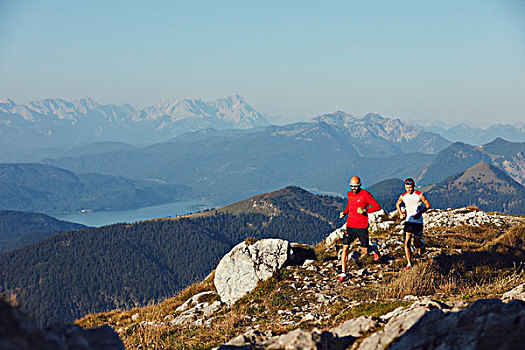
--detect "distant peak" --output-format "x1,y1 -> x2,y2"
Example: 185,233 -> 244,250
361,113 -> 384,121
78,97 -> 96,104
484,137 -> 510,145
0,97 -> 15,105
462,161 -> 509,179
225,94 -> 246,103
328,111 -> 353,117
312,111 -> 355,122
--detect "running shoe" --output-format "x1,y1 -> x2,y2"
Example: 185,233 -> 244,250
371,242 -> 380,261
337,273 -> 347,283
403,265 -> 412,271
418,239 -> 426,255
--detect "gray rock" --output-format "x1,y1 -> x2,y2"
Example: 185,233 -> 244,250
444,300 -> 469,311
170,313 -> 196,326
302,259 -> 316,268
0,299 -> 124,350
265,328 -> 346,350
388,299 -> 525,350
424,208 -> 509,229
216,329 -> 275,349
214,239 -> 291,305
84,326 -> 125,350
331,315 -> 380,338
175,291 -> 217,312
203,300 -> 223,317
358,307 -> 429,350
325,226 -> 346,247
169,297 -> 223,326
502,283 -> 525,301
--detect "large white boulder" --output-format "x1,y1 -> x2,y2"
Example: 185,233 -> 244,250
214,238 -> 291,305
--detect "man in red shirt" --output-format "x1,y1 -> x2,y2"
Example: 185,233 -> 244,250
337,176 -> 382,282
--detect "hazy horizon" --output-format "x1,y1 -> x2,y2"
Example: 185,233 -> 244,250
1,1 -> 524,125
2,94 -> 523,129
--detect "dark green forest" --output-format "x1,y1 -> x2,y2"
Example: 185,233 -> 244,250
0,163 -> 195,213
367,178 -> 405,212
0,210 -> 86,253
0,187 -> 343,326
426,162 -> 525,215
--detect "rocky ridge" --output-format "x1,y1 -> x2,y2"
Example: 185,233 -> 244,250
78,207 -> 525,349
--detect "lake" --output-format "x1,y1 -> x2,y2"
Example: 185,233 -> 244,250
53,200 -> 212,227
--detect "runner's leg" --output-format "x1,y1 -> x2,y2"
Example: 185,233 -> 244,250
341,245 -> 349,273
404,232 -> 413,267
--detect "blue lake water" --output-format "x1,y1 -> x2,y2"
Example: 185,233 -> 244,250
53,200 -> 212,227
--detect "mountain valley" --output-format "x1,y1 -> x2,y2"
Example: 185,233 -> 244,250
0,187 -> 343,326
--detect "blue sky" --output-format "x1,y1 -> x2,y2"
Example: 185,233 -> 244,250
1,0 -> 524,125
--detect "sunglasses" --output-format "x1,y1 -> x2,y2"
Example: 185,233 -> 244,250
350,184 -> 361,188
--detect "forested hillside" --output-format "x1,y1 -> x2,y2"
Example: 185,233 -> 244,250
0,163 -> 195,213
0,186 -> 343,326
367,178 -> 405,212
427,162 -> 525,215
416,139 -> 525,187
0,210 -> 86,253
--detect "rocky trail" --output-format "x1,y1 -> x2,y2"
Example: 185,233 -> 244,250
72,207 -> 525,349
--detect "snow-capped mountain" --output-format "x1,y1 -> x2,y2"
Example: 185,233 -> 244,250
309,111 -> 450,154
134,95 -> 268,131
0,95 -> 270,150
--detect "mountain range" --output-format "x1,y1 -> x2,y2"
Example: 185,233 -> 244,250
0,95 -> 269,161
40,113 -> 447,205
411,120 -> 525,145
371,160 -> 525,216
416,138 -> 525,186
2,94 -> 524,213
426,161 -> 525,215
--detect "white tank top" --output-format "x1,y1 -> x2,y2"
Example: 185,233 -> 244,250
402,190 -> 424,223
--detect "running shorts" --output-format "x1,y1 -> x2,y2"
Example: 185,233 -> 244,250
343,227 -> 369,248
404,222 -> 423,236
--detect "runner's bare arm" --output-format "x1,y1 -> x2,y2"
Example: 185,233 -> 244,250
396,196 -> 405,218
420,193 -> 431,211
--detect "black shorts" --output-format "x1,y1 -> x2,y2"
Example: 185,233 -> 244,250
404,222 -> 423,236
343,227 -> 369,248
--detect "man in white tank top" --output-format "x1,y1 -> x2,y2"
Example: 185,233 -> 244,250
396,178 -> 432,270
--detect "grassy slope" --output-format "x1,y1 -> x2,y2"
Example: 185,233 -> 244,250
77,210 -> 525,349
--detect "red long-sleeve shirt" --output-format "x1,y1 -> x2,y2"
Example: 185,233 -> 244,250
342,189 -> 381,229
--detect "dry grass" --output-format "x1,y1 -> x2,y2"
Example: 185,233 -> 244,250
383,224 -> 525,300
75,221 -> 525,349
244,237 -> 259,245
427,225 -> 502,250
77,271 -> 216,330
0,291 -> 21,308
